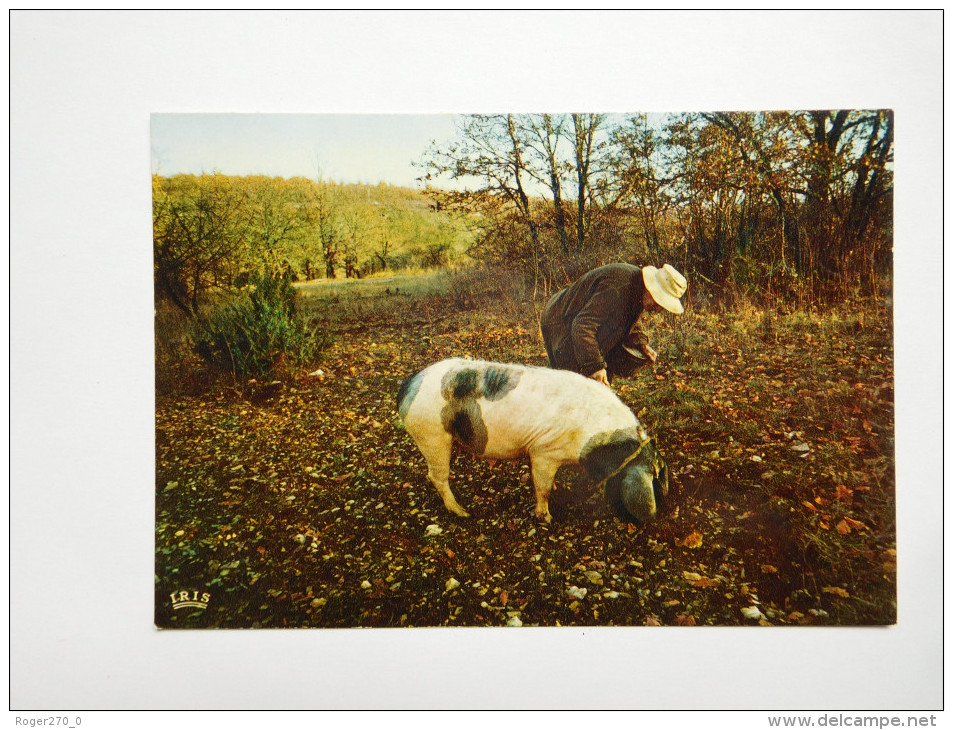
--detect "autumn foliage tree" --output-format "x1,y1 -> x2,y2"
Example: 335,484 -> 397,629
422,110 -> 893,305
153,174 -> 251,317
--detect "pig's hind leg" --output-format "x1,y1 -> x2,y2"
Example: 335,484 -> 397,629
529,457 -> 560,524
413,429 -> 470,518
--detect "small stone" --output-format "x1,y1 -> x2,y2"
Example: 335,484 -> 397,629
425,524 -> 443,536
741,606 -> 765,620
445,577 -> 460,592
506,615 -> 523,627
583,570 -> 603,586
361,580 -> 372,590
310,598 -> 327,608
567,586 -> 588,600
294,534 -> 306,544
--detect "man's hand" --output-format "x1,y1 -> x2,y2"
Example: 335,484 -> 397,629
590,368 -> 610,387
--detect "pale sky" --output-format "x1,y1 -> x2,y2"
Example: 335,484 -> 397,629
151,113 -> 462,188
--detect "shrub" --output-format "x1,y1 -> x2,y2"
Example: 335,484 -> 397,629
193,272 -> 330,380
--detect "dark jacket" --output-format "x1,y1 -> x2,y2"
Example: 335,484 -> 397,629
540,263 -> 650,378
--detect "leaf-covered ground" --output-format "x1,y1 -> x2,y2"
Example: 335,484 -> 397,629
155,285 -> 896,628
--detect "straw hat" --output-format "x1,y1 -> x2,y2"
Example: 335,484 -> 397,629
642,264 -> 688,314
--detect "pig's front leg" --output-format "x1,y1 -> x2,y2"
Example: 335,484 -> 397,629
416,430 -> 471,518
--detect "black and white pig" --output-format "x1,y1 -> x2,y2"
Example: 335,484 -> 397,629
396,357 -> 669,524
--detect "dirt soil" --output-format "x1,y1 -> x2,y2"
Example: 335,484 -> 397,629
155,289 -> 896,629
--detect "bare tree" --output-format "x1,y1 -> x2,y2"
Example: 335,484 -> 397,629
571,113 -> 608,253
420,114 -> 540,251
610,114 -> 673,258
522,114 -> 571,253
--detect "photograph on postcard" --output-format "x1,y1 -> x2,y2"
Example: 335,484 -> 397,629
153,111 -> 895,629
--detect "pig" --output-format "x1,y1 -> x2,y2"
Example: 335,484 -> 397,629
396,357 -> 669,524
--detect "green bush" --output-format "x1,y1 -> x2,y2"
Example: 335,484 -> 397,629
193,272 -> 330,380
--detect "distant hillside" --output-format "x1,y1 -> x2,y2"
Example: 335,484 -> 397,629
152,174 -> 475,284
317,180 -> 475,276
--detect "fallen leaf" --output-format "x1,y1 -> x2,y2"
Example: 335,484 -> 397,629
674,614 -> 696,626
836,519 -> 851,535
644,616 -> 662,626
844,517 -> 867,530
760,564 -> 778,574
822,586 -> 850,598
679,532 -> 703,549
834,485 -> 853,501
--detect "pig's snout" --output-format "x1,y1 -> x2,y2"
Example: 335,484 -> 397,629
617,457 -> 669,525
620,467 -> 657,524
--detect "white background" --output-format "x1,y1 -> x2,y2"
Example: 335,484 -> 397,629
8,9 -> 944,715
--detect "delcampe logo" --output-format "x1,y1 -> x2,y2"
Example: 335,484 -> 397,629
170,590 -> 211,611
